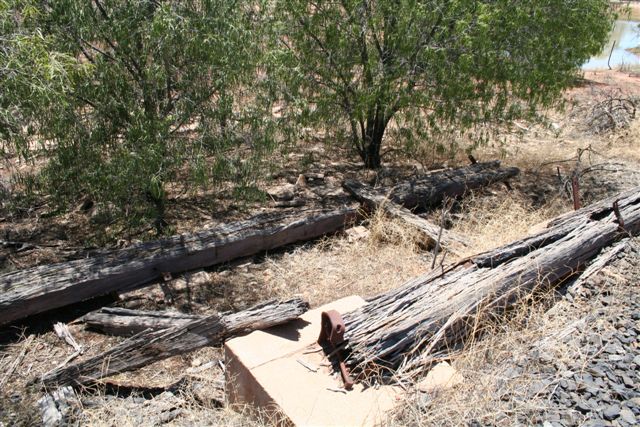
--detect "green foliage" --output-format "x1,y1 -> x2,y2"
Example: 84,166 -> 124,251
0,0 -> 616,239
0,0 -> 87,156
1,0 -> 271,234
269,0 -> 614,168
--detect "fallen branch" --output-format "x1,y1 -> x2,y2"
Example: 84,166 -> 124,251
0,207 -> 355,326
343,187 -> 640,381
36,298 -> 309,387
588,96 -> 637,133
343,180 -> 470,255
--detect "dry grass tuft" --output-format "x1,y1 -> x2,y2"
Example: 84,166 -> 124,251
261,211 -> 430,307
451,191 -> 567,256
367,206 -> 428,251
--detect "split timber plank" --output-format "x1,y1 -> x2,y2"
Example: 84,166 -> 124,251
0,207 -> 356,326
343,186 -> 640,379
81,307 -> 203,336
37,298 -> 309,387
343,180 -> 471,254
386,161 -> 520,210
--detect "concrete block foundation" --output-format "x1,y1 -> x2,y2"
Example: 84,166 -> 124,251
224,296 -> 402,426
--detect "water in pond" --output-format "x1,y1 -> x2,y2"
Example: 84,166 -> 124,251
583,20 -> 640,70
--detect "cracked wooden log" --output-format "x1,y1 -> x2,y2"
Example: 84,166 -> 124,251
81,307 -> 203,336
343,187 -> 640,381
343,180 -> 471,255
37,298 -> 309,387
0,207 -> 356,326
384,161 -> 520,210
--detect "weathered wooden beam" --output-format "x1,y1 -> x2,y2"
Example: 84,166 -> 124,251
0,207 -> 356,326
38,386 -> 79,427
385,161 -> 520,210
81,307 -> 203,336
343,187 -> 640,380
37,298 -> 309,387
343,180 -> 471,254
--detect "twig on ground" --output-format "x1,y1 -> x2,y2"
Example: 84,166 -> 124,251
297,358 -> 319,373
53,322 -> 83,354
0,335 -> 34,388
431,199 -> 452,269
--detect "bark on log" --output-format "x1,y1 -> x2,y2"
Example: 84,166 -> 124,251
37,298 -> 309,387
81,307 -> 203,336
343,180 -> 471,254
385,161 -> 520,210
0,207 -> 356,326
343,187 -> 640,380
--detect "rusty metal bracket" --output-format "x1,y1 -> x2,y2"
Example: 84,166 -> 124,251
572,174 -> 581,210
318,310 -> 354,390
613,199 -> 629,235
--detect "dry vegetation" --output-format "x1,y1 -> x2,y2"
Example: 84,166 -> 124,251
620,2 -> 640,20
389,245 -> 640,426
1,70 -> 640,426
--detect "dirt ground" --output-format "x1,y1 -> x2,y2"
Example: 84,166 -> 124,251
1,70 -> 640,426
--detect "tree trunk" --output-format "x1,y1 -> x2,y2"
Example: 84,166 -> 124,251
36,298 -> 309,387
361,113 -> 386,169
343,186 -> 640,381
0,207 -> 356,326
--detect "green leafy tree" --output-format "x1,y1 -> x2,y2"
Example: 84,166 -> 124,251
1,0 -> 269,234
0,0 -> 86,156
271,0 -> 613,168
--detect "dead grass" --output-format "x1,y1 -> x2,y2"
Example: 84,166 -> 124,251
451,191 -> 568,256
390,296 -> 561,426
618,2 -> 640,21
260,209 -> 430,307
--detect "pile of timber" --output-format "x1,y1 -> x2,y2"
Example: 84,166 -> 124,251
0,161 -> 517,327
1,160 -> 526,391
343,186 -> 640,381
0,207 -> 357,326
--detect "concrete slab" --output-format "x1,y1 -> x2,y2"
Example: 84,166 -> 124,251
225,296 -> 403,426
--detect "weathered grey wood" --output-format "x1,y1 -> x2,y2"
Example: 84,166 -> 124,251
38,298 -> 309,387
385,161 -> 520,210
343,180 -> 471,254
38,386 -> 79,427
0,207 -> 356,326
82,307 -> 203,336
343,187 -> 640,380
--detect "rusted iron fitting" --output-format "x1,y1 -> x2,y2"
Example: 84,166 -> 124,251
572,174 -> 581,211
613,199 -> 627,233
318,310 -> 354,390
